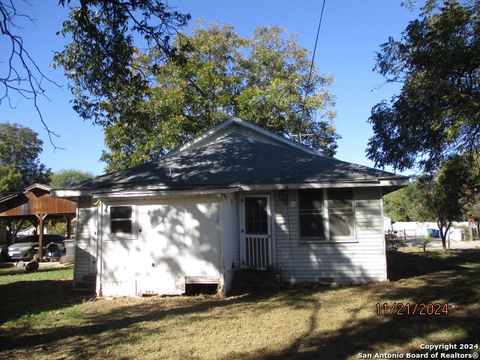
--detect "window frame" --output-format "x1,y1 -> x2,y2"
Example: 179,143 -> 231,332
327,189 -> 357,241
297,188 -> 357,243
107,204 -> 138,240
297,188 -> 327,242
244,196 -> 269,235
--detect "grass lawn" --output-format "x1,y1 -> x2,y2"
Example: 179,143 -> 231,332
0,250 -> 479,360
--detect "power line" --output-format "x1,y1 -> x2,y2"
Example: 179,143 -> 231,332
296,0 -> 327,143
306,0 -> 327,91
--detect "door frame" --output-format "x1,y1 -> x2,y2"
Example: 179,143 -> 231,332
239,193 -> 275,269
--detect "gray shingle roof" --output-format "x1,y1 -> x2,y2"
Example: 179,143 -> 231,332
69,124 -> 405,194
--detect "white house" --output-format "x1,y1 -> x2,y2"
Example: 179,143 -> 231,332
53,118 -> 408,297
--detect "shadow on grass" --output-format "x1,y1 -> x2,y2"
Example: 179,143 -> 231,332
236,250 -> 480,360
0,261 -> 14,269
241,307 -> 479,360
387,249 -> 480,281
1,250 -> 479,360
0,290 -> 285,358
0,267 -> 90,325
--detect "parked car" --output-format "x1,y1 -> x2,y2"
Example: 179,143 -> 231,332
6,234 -> 66,261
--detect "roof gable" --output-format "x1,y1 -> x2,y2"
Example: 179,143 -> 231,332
170,117 -> 327,158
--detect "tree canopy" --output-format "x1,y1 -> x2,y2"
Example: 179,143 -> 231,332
383,183 -> 432,222
367,0 -> 480,172
0,123 -> 51,196
50,169 -> 94,188
96,24 -> 338,171
384,154 -> 479,250
415,155 -> 477,250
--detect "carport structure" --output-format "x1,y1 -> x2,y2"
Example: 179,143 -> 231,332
0,184 -> 76,259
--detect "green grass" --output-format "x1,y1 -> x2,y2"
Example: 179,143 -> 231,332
0,265 -> 90,327
0,250 -> 479,359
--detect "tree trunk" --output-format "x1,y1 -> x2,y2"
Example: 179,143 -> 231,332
437,219 -> 451,252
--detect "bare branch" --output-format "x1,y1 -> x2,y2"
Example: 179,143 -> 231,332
0,0 -> 61,148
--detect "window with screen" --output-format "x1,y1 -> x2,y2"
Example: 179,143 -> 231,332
245,197 -> 268,234
110,206 -> 133,234
328,189 -> 355,238
298,190 -> 325,240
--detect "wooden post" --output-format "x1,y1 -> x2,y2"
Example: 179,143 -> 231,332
66,216 -> 72,239
35,214 -> 47,261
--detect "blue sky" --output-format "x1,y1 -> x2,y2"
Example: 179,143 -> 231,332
0,0 -> 420,176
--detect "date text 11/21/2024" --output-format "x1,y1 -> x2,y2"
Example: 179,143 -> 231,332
375,303 -> 449,316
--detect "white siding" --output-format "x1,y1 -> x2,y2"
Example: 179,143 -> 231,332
74,197 -> 97,285
98,195 -> 222,297
274,188 -> 387,284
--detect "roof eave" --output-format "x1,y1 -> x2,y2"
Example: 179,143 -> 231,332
93,187 -> 242,199
238,179 -> 409,191
51,189 -> 93,199
0,192 -> 21,204
52,177 -> 410,199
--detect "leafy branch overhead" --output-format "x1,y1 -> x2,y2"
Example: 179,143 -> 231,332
368,0 -> 480,171
0,0 -> 190,145
0,0 -> 60,145
81,24 -> 338,171
54,0 -> 191,126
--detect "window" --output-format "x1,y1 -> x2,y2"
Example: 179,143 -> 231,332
298,189 -> 357,242
299,190 -> 325,239
110,206 -> 133,234
328,189 -> 355,238
245,197 -> 268,234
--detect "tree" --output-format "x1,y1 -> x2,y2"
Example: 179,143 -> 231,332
367,0 -> 480,172
414,155 -> 477,251
383,183 -> 432,222
0,123 -> 51,196
0,0 -> 58,142
50,169 -> 94,188
463,155 -> 480,237
0,164 -> 22,196
53,0 -> 190,126
466,198 -> 480,238
98,24 -> 338,171
1,0 -> 190,143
